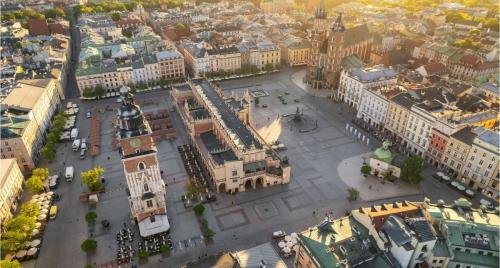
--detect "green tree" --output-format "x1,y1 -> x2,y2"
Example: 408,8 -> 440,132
159,244 -> 170,253
360,165 -> 371,176
85,211 -> 97,224
138,249 -> 149,258
83,88 -> 95,98
254,96 -> 260,106
193,204 -> 205,215
264,63 -> 273,72
0,260 -> 22,268
111,12 -> 121,21
81,239 -> 97,252
400,156 -> 424,184
32,168 -> 49,180
26,176 -> 45,194
185,179 -> 202,197
347,187 -> 359,201
41,143 -> 56,161
175,22 -> 187,29
93,85 -> 106,98
15,41 -> 22,49
43,8 -> 66,19
81,167 -> 104,192
19,201 -> 40,218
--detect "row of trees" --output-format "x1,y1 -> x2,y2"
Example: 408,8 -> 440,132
73,0 -> 184,17
26,168 -> 49,194
41,111 -> 68,161
82,85 -> 106,98
1,8 -> 66,23
1,202 -> 41,253
445,11 -> 499,31
204,63 -> 281,79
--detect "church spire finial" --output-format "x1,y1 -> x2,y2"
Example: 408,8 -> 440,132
315,0 -> 327,19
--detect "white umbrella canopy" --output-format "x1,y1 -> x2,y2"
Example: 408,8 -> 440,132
37,214 -> 46,221
32,194 -> 40,199
35,222 -> 42,228
436,172 -> 444,177
451,181 -> 459,187
31,228 -> 40,237
47,191 -> 54,196
442,175 -> 450,181
465,189 -> 474,195
457,185 -> 466,191
278,241 -> 286,248
283,247 -> 291,253
30,239 -> 41,248
15,250 -> 27,259
41,209 -> 48,215
291,232 -> 298,238
291,238 -> 298,244
27,247 -> 38,256
284,235 -> 292,242
286,241 -> 294,248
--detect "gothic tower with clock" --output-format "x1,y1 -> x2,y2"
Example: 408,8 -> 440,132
115,84 -> 170,237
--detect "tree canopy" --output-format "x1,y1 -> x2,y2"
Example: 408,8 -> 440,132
400,156 -> 424,184
81,167 -> 104,192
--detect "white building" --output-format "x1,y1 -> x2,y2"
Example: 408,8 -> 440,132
357,85 -> 404,129
338,66 -> 398,109
0,159 -> 24,225
403,103 -> 436,157
381,216 -> 437,268
461,128 -> 500,199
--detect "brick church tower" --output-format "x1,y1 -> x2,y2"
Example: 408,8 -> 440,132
116,84 -> 170,237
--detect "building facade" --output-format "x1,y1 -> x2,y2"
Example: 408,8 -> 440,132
280,37 -> 311,67
338,66 -> 398,109
461,128 -> 499,198
115,85 -> 170,237
441,126 -> 476,179
0,159 -> 24,225
0,79 -> 60,172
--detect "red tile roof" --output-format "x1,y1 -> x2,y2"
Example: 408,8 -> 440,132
28,19 -> 50,36
49,22 -> 69,35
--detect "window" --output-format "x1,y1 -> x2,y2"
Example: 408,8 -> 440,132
138,162 -> 146,170
232,170 -> 237,177
144,183 -> 149,192
150,215 -> 156,222
146,200 -> 153,208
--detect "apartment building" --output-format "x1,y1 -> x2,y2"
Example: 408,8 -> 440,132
279,36 -> 311,67
0,159 -> 24,225
356,85 -> 404,130
384,93 -> 418,145
461,128 -> 499,198
156,50 -> 185,80
0,79 -> 60,172
338,66 -> 398,109
426,119 -> 465,168
441,126 -> 476,179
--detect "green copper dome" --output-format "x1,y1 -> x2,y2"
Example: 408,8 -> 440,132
373,140 -> 393,163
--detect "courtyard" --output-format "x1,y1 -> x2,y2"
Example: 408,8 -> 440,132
22,67 -> 466,268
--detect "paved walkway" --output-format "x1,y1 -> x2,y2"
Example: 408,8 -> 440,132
337,153 -> 422,201
290,69 -> 331,98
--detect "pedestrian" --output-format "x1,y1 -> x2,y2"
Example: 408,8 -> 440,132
231,201 -> 234,205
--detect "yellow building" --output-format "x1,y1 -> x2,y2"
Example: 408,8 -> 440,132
442,126 -> 475,179
0,79 -> 60,172
384,92 -> 416,144
0,159 -> 24,225
280,36 -> 311,67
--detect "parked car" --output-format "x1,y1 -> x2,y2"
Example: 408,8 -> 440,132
86,111 -> 92,118
480,198 -> 494,210
49,206 -> 58,220
262,104 -> 268,108
80,148 -> 87,159
272,230 -> 286,239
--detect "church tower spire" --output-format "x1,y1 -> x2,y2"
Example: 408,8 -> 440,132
313,0 -> 328,33
331,12 -> 346,32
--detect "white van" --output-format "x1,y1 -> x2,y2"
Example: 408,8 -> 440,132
65,166 -> 74,182
81,138 -> 87,150
72,139 -> 81,151
70,128 -> 78,140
